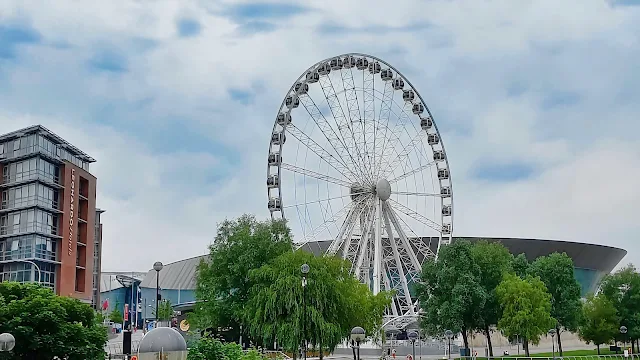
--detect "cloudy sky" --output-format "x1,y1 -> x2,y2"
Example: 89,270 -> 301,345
1,0 -> 639,272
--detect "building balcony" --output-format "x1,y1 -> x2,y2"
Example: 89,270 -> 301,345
0,144 -> 61,165
0,196 -> 61,214
1,170 -> 62,189
0,223 -> 60,239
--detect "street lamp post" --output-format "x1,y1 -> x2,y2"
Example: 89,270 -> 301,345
13,260 -> 42,283
620,326 -> 628,355
153,261 -> 163,323
350,326 -> 365,360
548,329 -> 556,360
0,333 -> 16,352
445,330 -> 454,360
408,331 -> 418,360
301,263 -> 309,360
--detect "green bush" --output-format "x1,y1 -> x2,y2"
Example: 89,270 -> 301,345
187,337 -> 275,360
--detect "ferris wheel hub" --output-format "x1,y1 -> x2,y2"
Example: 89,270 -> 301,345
375,178 -> 391,201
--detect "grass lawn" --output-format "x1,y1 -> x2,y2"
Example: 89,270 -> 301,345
453,347 -> 624,359
525,348 -> 618,357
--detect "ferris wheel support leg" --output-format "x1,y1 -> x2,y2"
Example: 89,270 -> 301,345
384,203 -> 421,271
373,199 -> 382,295
382,263 -> 400,317
382,205 -> 415,315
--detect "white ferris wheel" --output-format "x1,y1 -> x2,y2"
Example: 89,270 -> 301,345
266,53 -> 453,329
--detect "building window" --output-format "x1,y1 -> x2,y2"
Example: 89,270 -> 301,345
0,209 -> 58,236
0,261 -> 56,289
0,234 -> 57,262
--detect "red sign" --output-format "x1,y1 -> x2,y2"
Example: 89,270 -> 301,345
124,304 -> 129,322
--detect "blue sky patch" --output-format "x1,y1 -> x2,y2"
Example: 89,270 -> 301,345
228,88 -> 254,105
541,91 -> 581,109
0,23 -> 42,59
472,162 -> 535,182
223,2 -> 309,22
177,18 -> 202,38
88,48 -> 129,73
236,21 -> 277,35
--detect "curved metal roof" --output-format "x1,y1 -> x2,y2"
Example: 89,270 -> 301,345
299,237 -> 627,274
139,255 -> 208,290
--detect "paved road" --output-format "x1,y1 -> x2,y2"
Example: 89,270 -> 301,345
105,330 -> 145,354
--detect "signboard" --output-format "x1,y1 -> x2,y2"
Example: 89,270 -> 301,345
67,169 -> 75,256
124,304 -> 129,322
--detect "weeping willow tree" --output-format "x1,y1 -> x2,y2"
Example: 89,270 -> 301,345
244,250 -> 391,359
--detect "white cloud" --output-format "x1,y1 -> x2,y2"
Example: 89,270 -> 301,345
0,0 -> 639,272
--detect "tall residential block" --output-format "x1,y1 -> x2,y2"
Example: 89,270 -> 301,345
0,125 -> 103,306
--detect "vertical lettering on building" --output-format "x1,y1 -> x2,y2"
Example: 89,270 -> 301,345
68,169 -> 75,256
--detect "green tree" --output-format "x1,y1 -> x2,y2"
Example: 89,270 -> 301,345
0,282 -> 108,360
417,240 -> 487,348
471,240 -> 513,356
579,293 -> 619,354
599,264 -> 640,351
529,252 -> 583,355
496,273 -> 555,356
192,214 -> 293,343
108,301 -> 124,324
244,250 -> 390,359
154,299 -> 174,321
187,337 -> 271,359
512,253 -> 530,278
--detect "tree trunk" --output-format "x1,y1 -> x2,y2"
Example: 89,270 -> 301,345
556,325 -> 563,356
524,337 -> 530,357
319,339 -> 323,360
462,326 -> 469,349
597,344 -> 600,355
484,325 -> 493,357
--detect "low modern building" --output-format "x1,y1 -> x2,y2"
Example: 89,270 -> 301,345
100,271 -> 146,327
99,237 -> 626,330
0,125 -> 104,307
300,237 -> 627,296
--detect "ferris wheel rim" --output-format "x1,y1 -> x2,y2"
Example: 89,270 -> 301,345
267,52 -> 455,242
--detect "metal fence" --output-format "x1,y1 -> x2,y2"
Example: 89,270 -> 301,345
456,355 -> 638,360
105,340 -> 140,357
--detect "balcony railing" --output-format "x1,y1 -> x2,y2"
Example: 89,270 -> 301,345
0,221 -> 59,237
2,169 -> 60,187
0,144 -> 57,163
0,195 -> 59,212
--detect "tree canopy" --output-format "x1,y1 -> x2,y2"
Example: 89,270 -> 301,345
496,274 -> 555,356
244,250 -> 390,357
417,240 -> 487,348
192,214 -> 293,342
155,299 -> 174,321
470,240 -> 513,356
579,293 -> 620,354
598,264 -> 640,344
529,252 -> 583,355
0,282 -> 108,360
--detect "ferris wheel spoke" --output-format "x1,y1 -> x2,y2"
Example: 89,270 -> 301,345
285,123 -> 358,181
380,131 -> 428,179
375,100 -> 414,178
298,94 -> 369,183
388,162 -> 437,184
391,191 -> 442,197
283,191 -> 368,209
388,199 -> 442,233
325,196 -> 370,256
339,66 -> 369,177
382,206 -> 416,315
295,202 -> 350,250
319,73 -> 371,184
362,67 -> 377,181
372,80 -> 395,177
281,163 -> 352,188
